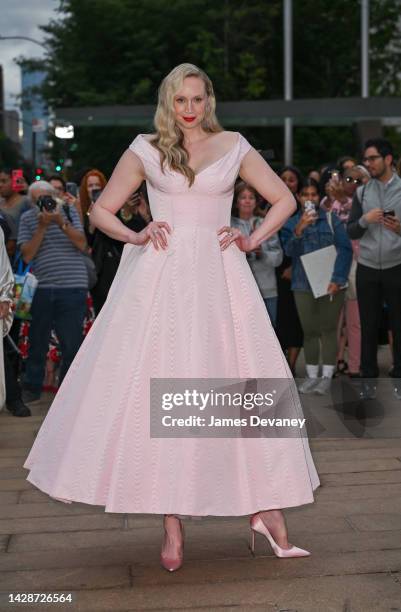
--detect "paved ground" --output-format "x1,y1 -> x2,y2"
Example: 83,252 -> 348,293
0,346 -> 400,611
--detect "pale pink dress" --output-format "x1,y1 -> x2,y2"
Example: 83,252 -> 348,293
23,133 -> 320,515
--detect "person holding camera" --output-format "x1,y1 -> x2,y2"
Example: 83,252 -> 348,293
347,138 -> 401,399
49,175 -> 81,213
17,181 -> 88,403
281,178 -> 352,395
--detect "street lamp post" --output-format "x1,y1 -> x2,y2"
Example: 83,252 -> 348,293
283,0 -> 293,166
0,35 -> 47,49
361,0 -> 370,98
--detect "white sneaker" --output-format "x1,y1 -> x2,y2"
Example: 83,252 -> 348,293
313,377 -> 332,395
298,378 -> 319,394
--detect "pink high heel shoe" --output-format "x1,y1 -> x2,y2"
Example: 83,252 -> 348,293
160,515 -> 185,572
249,513 -> 310,558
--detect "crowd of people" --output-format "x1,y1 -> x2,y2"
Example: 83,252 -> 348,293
0,166 -> 151,417
0,136 -> 400,418
233,137 -> 401,400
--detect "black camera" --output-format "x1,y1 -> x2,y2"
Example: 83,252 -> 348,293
37,195 -> 58,213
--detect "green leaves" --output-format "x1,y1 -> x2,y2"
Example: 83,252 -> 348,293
18,0 -> 401,171
30,0 -> 401,106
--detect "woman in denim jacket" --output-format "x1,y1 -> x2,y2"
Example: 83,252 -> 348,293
281,178 -> 352,395
231,182 -> 283,327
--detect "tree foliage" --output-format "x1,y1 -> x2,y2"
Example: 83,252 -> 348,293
19,0 -> 401,172
0,133 -> 26,170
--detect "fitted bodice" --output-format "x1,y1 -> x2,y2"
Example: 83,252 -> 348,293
128,133 -> 252,231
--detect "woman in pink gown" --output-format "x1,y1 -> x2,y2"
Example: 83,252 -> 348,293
23,63 -> 320,572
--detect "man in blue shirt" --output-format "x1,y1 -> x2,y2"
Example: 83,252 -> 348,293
17,181 -> 88,403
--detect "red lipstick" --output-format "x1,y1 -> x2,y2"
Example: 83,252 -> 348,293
183,117 -> 195,122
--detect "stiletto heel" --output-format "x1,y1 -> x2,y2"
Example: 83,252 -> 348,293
249,513 -> 310,558
249,528 -> 256,556
160,515 -> 185,572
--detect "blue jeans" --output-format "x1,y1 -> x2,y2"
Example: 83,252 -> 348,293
264,296 -> 278,327
23,287 -> 87,393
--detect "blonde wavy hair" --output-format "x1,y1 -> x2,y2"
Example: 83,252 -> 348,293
151,63 -> 223,186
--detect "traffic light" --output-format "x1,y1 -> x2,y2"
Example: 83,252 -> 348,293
55,158 -> 64,172
35,168 -> 44,181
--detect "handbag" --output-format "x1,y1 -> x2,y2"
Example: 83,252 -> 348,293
13,256 -> 38,320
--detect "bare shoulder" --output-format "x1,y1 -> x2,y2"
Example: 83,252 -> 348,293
215,130 -> 239,146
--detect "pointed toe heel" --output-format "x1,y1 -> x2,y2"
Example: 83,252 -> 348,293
249,514 -> 310,559
160,555 -> 184,572
160,516 -> 185,572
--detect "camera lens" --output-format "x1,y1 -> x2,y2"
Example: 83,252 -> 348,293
37,195 -> 57,212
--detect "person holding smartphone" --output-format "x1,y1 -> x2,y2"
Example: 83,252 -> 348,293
281,178 -> 352,395
84,174 -> 152,315
0,168 -> 33,259
347,138 -> 401,400
325,166 -> 370,377
76,170 -> 107,236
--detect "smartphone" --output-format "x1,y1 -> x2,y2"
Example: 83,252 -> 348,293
66,182 -> 78,198
90,188 -> 102,203
327,170 -> 340,188
383,210 -> 395,217
304,201 -> 317,216
11,169 -> 24,192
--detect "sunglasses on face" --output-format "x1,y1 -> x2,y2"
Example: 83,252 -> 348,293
344,176 -> 362,185
362,154 -> 382,163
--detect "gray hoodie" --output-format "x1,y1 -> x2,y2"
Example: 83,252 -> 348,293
347,173 -> 401,269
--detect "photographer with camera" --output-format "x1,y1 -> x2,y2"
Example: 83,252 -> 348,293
17,181 -> 88,404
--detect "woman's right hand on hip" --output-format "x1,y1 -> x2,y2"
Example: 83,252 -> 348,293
131,221 -> 172,250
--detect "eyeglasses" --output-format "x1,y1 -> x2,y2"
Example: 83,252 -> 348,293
362,154 -> 382,163
344,176 -> 362,185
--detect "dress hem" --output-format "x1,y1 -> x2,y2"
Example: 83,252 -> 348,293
24,470 -> 320,516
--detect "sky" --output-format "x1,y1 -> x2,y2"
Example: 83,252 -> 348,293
1,0 -> 59,109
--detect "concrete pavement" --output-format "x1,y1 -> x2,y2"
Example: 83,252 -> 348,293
0,346 -> 400,611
